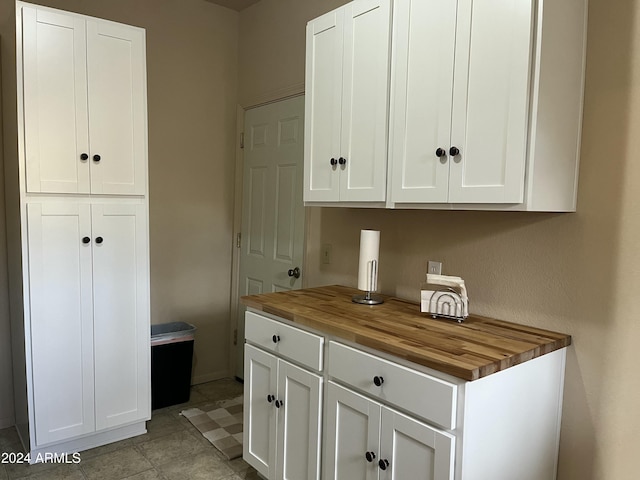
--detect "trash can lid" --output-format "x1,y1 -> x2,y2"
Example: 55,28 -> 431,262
151,322 -> 196,345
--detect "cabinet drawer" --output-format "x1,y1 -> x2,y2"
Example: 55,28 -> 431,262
328,341 -> 457,429
245,311 -> 324,371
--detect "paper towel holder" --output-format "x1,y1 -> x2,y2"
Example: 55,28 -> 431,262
352,259 -> 384,305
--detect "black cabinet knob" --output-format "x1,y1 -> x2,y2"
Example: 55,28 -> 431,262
338,157 -> 346,165
80,153 -> 89,161
449,146 -> 460,156
93,154 -> 101,162
373,376 -> 384,387
330,158 -> 338,166
274,399 -> 283,408
267,394 -> 274,403
95,236 -> 103,244
272,334 -> 280,344
378,459 -> 389,471
435,148 -> 446,158
365,452 -> 376,463
82,236 -> 90,244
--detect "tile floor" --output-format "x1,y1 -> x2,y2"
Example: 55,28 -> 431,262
0,378 -> 261,480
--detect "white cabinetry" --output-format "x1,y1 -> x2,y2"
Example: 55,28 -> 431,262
325,382 -> 455,480
244,313 -> 324,480
244,311 -> 567,480
305,0 -> 587,211
390,0 -> 532,204
7,1 -> 150,460
22,4 -> 146,195
304,0 -> 391,203
27,202 -> 149,442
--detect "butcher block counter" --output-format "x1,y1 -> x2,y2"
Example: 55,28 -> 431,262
241,284 -> 571,381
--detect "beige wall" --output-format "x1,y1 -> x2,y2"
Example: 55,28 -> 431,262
238,0 -> 349,106
241,0 -> 640,478
0,0 -> 239,427
0,51 -> 12,428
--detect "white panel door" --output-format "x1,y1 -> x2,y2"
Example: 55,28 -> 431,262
22,6 -> 90,194
237,97 -> 306,377
379,407 -> 455,480
389,0 -> 457,203
448,0 -> 534,203
87,19 -> 147,195
325,382 -> 381,480
244,345 -> 278,478
340,0 -> 391,202
27,203 -> 95,445
92,203 -> 150,430
276,359 -> 323,480
304,9 -> 344,202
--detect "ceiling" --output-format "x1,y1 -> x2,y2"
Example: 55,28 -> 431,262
204,0 -> 261,11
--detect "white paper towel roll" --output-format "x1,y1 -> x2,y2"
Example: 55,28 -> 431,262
357,230 -> 380,291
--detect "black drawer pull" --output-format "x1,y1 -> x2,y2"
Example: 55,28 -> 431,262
378,459 -> 389,470
373,376 -> 384,387
272,335 -> 280,344
365,451 -> 376,462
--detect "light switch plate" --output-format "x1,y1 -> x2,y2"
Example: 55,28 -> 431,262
322,244 -> 332,264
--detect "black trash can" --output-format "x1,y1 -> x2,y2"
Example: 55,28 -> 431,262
150,322 -> 196,409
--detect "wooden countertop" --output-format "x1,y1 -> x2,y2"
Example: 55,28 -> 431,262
241,285 -> 571,381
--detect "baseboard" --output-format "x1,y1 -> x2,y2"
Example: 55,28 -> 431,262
28,422 -> 146,464
192,369 -> 229,385
0,416 -> 15,429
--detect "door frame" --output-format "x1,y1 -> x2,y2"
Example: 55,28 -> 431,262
228,92 -> 310,379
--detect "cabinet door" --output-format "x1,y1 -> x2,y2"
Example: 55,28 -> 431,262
304,8 -> 344,202
324,382 -> 381,480
276,359 -> 323,480
339,0 -> 391,202
92,204 -> 150,430
389,0 -> 457,203
244,344 -> 278,478
448,0 -> 534,203
22,6 -> 90,194
379,407 -> 455,480
87,19 -> 147,195
27,203 -> 95,445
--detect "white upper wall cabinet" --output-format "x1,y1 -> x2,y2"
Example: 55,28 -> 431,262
22,5 -> 147,195
390,0 -> 533,204
304,0 -> 391,203
306,0 -> 587,211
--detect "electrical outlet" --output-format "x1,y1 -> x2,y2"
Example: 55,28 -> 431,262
428,261 -> 442,275
321,244 -> 332,264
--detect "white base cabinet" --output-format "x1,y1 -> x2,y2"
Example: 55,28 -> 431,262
325,382 -> 455,480
27,201 -> 149,445
244,326 -> 323,480
244,311 -> 567,480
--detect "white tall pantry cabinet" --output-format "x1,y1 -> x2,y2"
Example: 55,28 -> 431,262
6,2 -> 151,458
